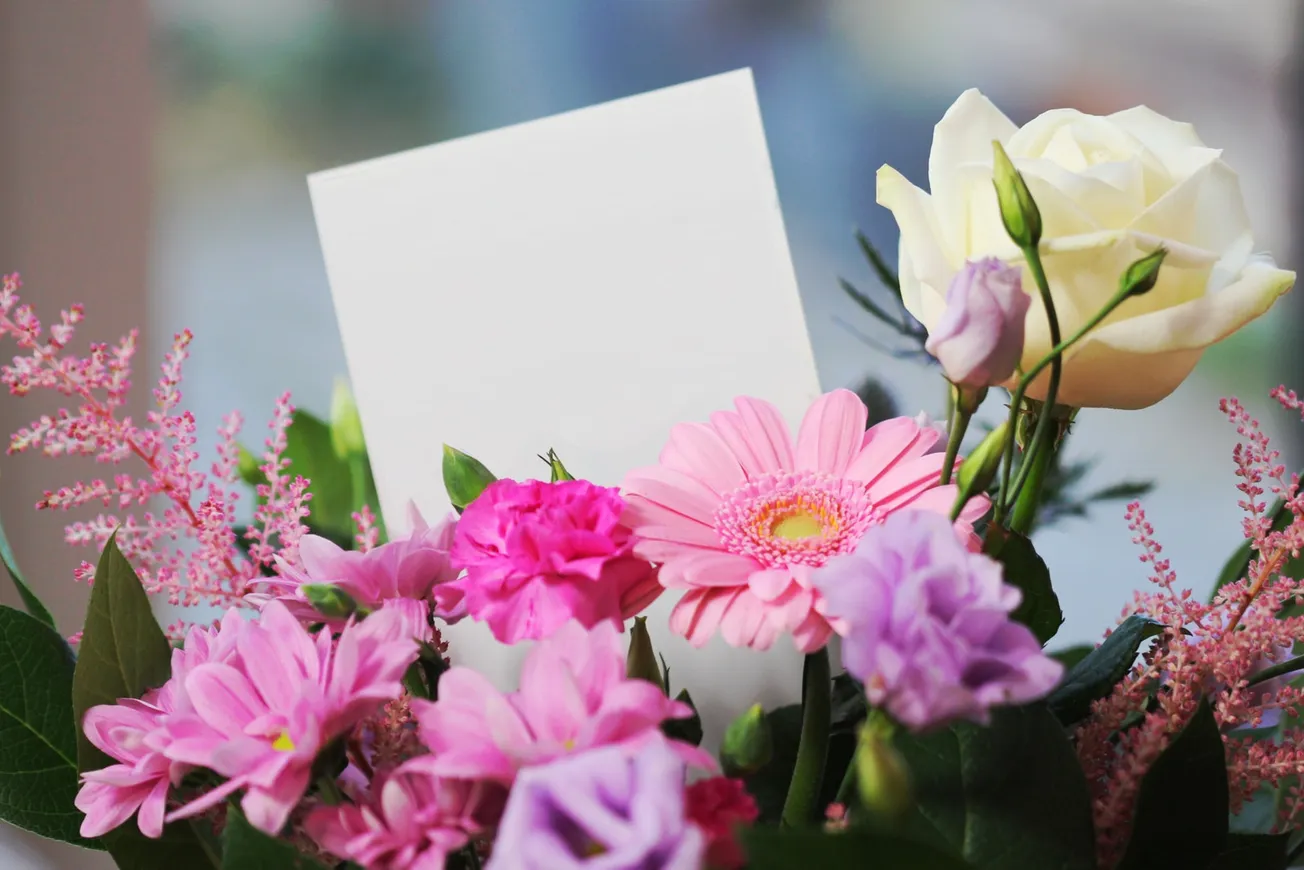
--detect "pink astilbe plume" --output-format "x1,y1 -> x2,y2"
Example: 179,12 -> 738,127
1075,388 -> 1304,868
0,274 -> 310,607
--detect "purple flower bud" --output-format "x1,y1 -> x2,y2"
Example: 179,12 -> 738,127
812,510 -> 1062,731
925,258 -> 1030,389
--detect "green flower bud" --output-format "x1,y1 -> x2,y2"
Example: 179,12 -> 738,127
626,616 -> 665,693
302,583 -> 359,620
1120,247 -> 1167,298
991,141 -> 1042,249
330,379 -> 366,458
955,420 -> 1009,509
545,448 -> 576,482
720,703 -> 773,776
441,444 -> 497,512
856,723 -> 913,822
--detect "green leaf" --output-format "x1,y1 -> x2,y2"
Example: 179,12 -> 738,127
1208,833 -> 1290,870
1087,480 -> 1155,503
661,689 -> 703,747
0,605 -> 96,846
742,702 -> 856,825
221,807 -> 328,869
1050,645 -> 1093,670
72,535 -> 172,770
283,410 -> 356,541
1118,698 -> 1227,870
892,702 -> 1097,870
0,510 -> 56,629
1047,615 -> 1165,725
442,445 -> 497,512
989,532 -> 1062,645
741,826 -> 972,870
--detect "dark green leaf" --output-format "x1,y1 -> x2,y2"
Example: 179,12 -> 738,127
1208,832 -> 1290,870
1050,645 -> 1093,670
1087,480 -> 1155,503
221,807 -> 328,869
742,702 -> 856,825
661,689 -> 703,747
855,228 -> 902,296
741,826 -> 971,870
892,702 -> 1096,870
1048,615 -> 1165,725
831,673 -> 866,734
0,605 -> 96,846
101,823 -> 221,870
1118,698 -> 1227,869
990,532 -> 1062,645
0,511 -> 56,629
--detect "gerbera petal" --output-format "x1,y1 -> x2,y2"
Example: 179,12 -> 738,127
844,417 -> 931,484
660,422 -> 745,496
669,588 -> 742,647
794,389 -> 868,475
709,397 -> 795,477
676,551 -> 757,588
621,466 -> 721,526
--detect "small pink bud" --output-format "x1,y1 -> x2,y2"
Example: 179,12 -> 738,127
924,258 -> 1030,389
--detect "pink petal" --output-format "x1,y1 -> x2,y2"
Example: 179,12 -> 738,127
669,587 -> 742,647
136,777 -> 170,838
660,422 -> 745,496
298,534 -> 348,579
709,397 -> 795,478
794,389 -> 868,475
242,766 -> 310,834
789,611 -> 834,654
185,664 -> 266,735
718,592 -> 769,649
166,776 -> 244,823
748,568 -> 795,602
866,455 -> 948,510
75,780 -> 147,838
622,466 -> 721,526
675,551 -> 757,588
844,416 -> 930,484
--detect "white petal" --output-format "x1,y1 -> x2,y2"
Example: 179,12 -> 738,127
928,89 -> 1018,257
877,165 -> 956,325
1131,158 -> 1251,258
1106,106 -> 1207,162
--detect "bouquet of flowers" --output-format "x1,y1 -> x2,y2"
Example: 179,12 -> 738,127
1,90 -> 1301,870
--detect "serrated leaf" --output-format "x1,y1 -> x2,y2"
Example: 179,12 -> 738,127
0,511 -> 56,629
1118,698 -> 1227,869
0,605 -> 97,846
1047,615 -> 1164,725
891,702 -> 1096,870
988,532 -> 1062,645
221,807 -> 328,869
1208,832 -> 1289,870
741,826 -> 971,870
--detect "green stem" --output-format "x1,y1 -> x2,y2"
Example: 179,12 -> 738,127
1009,435 -> 1055,534
940,401 -> 971,486
1248,653 -> 1304,687
834,759 -> 857,807
781,648 -> 832,827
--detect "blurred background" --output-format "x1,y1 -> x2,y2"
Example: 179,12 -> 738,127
0,1 -> 1300,865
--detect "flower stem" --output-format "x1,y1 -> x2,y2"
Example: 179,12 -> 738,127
940,389 -> 972,487
1009,434 -> 1055,534
781,647 -> 832,827
1248,651 -> 1304,686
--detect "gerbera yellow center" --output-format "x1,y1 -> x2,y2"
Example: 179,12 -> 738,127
272,732 -> 296,752
771,511 -> 825,541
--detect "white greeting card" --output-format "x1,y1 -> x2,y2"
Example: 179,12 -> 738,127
310,69 -> 822,748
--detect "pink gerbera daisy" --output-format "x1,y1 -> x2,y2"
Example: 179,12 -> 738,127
621,389 -> 987,653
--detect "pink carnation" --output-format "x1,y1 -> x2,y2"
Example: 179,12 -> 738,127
622,389 -> 986,653
412,620 -> 711,786
158,601 -> 420,834
305,760 -> 505,870
256,503 -> 464,636
446,479 -> 661,643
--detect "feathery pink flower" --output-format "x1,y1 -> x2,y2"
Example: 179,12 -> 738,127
158,602 -> 419,834
254,503 -> 463,634
304,760 -> 505,870
412,620 -> 711,786
446,479 -> 661,643
622,389 -> 986,652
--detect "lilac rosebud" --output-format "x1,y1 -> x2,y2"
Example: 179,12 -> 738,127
812,510 -> 1062,731
487,736 -> 705,870
925,258 -> 1031,389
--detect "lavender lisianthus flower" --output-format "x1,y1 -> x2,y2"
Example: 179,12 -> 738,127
813,510 -> 1062,731
486,735 -> 705,870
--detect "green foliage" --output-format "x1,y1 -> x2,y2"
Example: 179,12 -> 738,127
741,827 -> 973,869
72,535 -> 215,867
0,605 -> 97,846
1050,645 -> 1094,670
892,702 -> 1097,870
442,445 -> 497,512
1118,699 -> 1227,869
221,808 -> 328,869
837,229 -> 931,360
986,531 -> 1062,645
1034,452 -> 1154,531
662,689 -> 703,748
0,512 -> 56,630
1047,615 -> 1165,725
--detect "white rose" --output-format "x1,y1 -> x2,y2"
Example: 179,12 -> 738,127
877,89 -> 1295,410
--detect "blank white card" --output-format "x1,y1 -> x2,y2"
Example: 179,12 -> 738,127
310,69 -> 822,749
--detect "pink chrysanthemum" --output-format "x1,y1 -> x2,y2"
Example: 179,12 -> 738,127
304,760 -> 505,870
446,479 -> 661,643
411,620 -> 712,786
157,602 -> 420,834
622,389 -> 986,652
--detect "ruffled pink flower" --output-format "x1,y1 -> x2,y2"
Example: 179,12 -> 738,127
622,389 -> 987,652
158,601 -> 420,834
412,620 -> 711,786
256,503 -> 463,636
305,760 -> 506,870
75,614 -> 243,839
445,479 -> 662,643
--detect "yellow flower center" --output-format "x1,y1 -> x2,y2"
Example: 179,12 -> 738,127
771,511 -> 825,541
582,841 -> 606,857
563,738 -> 576,750
272,732 -> 296,752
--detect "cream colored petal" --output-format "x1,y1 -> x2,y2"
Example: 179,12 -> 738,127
1022,340 -> 1204,410
1005,108 -> 1084,158
877,164 -> 956,289
1083,259 -> 1294,354
1107,106 -> 1207,163
1131,158 -> 1251,258
928,89 -> 1018,256
896,243 -> 949,330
